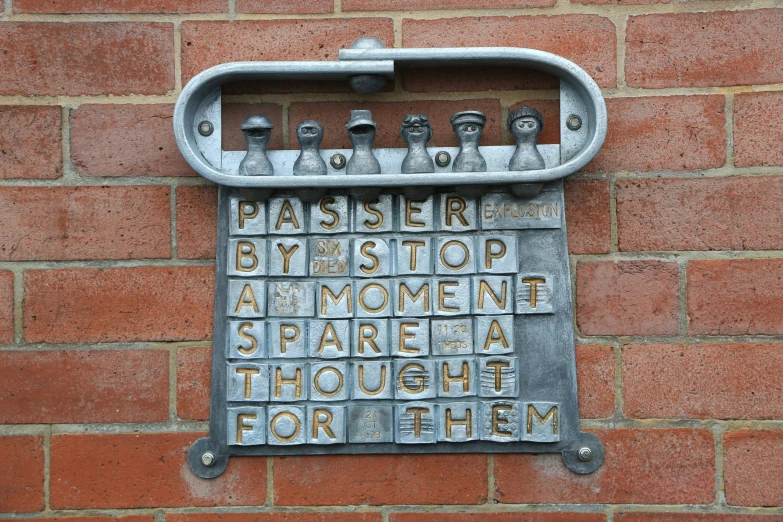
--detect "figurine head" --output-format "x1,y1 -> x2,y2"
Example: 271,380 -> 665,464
400,114 -> 433,145
507,106 -> 543,143
450,111 -> 486,145
296,120 -> 324,148
240,114 -> 274,144
346,110 -> 377,146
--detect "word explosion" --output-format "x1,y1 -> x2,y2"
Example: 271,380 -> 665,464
223,191 -> 561,446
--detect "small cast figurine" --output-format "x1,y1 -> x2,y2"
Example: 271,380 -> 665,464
346,109 -> 381,175
451,111 -> 487,172
400,114 -> 435,174
293,120 -> 327,176
508,106 -> 545,171
238,114 -> 274,176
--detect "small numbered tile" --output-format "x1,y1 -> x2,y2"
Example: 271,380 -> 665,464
439,194 -> 477,232
394,359 -> 437,401
267,281 -> 315,318
309,320 -> 351,359
396,237 -> 433,276
307,405 -> 347,444
228,406 -> 265,446
436,237 -> 475,275
227,363 -> 269,402
317,281 -> 354,318
227,238 -> 267,277
355,279 -> 392,318
227,280 -> 266,318
472,276 -> 514,315
391,319 -> 430,357
436,402 -> 479,442
310,361 -> 349,401
269,363 -> 308,402
227,320 -> 266,359
399,195 -> 434,233
521,401 -> 560,442
267,319 -> 307,358
309,238 -> 350,277
477,235 -> 518,274
267,405 -> 307,445
515,274 -> 555,314
268,197 -> 306,235
347,405 -> 394,443
394,278 -> 433,317
352,319 -> 390,358
310,195 -> 349,234
480,401 -> 520,442
354,194 -> 393,233
269,238 -> 308,277
433,277 -> 471,316
479,356 -> 518,398
229,197 -> 266,236
395,402 -> 436,444
431,318 -> 473,356
438,357 -> 477,398
474,315 -> 515,355
352,238 -> 391,278
350,360 -> 394,400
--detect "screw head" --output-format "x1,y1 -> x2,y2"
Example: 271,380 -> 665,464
577,447 -> 592,462
330,154 -> 347,169
435,151 -> 451,167
198,121 -> 214,137
566,114 -> 582,131
201,452 -> 215,467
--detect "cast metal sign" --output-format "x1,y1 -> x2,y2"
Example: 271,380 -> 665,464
173,38 -> 608,478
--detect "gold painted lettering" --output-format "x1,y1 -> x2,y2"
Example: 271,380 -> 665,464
312,409 -> 336,439
321,284 -> 352,315
406,407 -> 429,438
357,364 -> 387,395
275,200 -> 300,230
313,366 -> 344,398
438,281 -> 459,312
442,361 -> 470,393
318,323 -> 344,353
237,322 -> 258,355
236,413 -> 257,444
398,282 -> 430,313
235,241 -> 258,272
276,243 -> 299,274
363,199 -> 384,229
358,283 -> 389,314
238,201 -> 258,229
279,324 -> 300,354
398,363 -> 426,393
445,196 -> 468,226
270,411 -> 301,443
405,199 -> 425,228
359,241 -> 380,274
477,280 -> 507,310
398,322 -> 420,354
274,367 -> 302,398
486,361 -> 510,392
319,197 -> 340,230
358,324 -> 381,354
234,284 -> 259,314
445,408 -> 472,438
236,367 -> 260,399
522,277 -> 546,309
491,405 -> 513,437
527,405 -> 558,435
401,240 -> 426,271
439,240 -> 470,271
485,239 -> 507,269
483,320 -> 509,351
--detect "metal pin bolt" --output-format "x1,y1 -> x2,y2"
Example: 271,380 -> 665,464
566,115 -> 582,131
201,452 -> 215,467
198,121 -> 214,137
435,151 -> 451,167
577,447 -> 592,462
330,154 -> 347,169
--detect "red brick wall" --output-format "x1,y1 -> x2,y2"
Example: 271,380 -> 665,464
1,0 -> 782,520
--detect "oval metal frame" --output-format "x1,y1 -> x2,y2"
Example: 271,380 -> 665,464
173,47 -> 606,188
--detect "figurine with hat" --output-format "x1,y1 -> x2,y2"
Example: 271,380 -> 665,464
238,114 -> 275,176
451,110 -> 487,173
346,109 -> 381,175
507,106 -> 545,171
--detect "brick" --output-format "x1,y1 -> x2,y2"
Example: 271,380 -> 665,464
0,270 -> 12,344
15,0 -> 225,12
223,103 -> 284,151
0,518 -> 153,522
624,343 -> 783,420
574,0 -> 668,3
403,16 -> 617,88
176,186 -> 217,260
169,514 -> 381,522
237,0 -> 332,13
24,266 -> 214,343
626,10 -> 783,88
495,429 -> 714,504
0,349 -> 169,424
72,105 -> 194,177
345,0 -> 555,10
724,430 -> 783,506
0,23 -> 174,96
585,96 -> 725,174
0,106 -> 62,179
564,180 -> 611,254
391,514 -> 605,522
403,67 -> 558,94
734,91 -> 783,168
0,436 -> 44,512
617,177 -> 783,252
50,432 -> 266,509
177,346 -> 211,421
288,99 -> 502,150
0,186 -> 171,261
182,19 -> 394,84
617,514 -> 783,521
577,345 -> 615,419
688,259 -> 783,335
576,261 -> 680,336
275,454 -> 487,505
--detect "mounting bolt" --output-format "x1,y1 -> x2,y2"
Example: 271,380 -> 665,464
566,114 -> 582,131
330,154 -> 347,169
578,447 -> 592,462
198,121 -> 214,137
201,452 -> 215,467
435,151 -> 451,167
